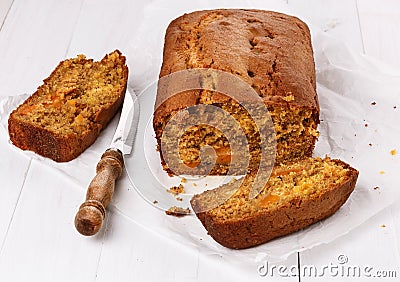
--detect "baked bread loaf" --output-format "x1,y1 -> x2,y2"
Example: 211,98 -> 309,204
8,50 -> 128,162
154,9 -> 319,175
190,157 -> 358,249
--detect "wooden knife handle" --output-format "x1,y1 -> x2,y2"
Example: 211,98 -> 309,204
75,148 -> 124,236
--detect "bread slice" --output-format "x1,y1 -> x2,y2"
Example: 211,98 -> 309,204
8,50 -> 128,162
190,157 -> 358,249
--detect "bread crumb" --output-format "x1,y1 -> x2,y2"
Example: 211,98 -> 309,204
153,200 -> 158,204
364,124 -> 368,127
380,224 -> 386,228
282,95 -> 294,102
390,149 -> 396,156
373,186 -> 379,190
181,177 -> 187,183
176,197 -> 183,201
193,183 -> 197,187
379,171 -> 385,174
369,143 -> 372,146
371,101 -> 376,105
165,206 -> 190,217
394,106 -> 397,109
167,184 -> 185,195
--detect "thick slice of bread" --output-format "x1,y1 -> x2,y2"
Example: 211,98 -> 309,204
190,157 -> 358,249
8,50 -> 128,162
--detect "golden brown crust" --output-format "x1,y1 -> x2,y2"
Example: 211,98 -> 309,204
191,160 -> 359,249
154,9 -> 318,125
8,50 -> 128,162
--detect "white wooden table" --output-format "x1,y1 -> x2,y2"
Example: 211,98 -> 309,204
0,1 -> 399,281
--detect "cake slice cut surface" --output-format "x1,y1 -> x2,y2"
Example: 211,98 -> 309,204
8,50 -> 128,162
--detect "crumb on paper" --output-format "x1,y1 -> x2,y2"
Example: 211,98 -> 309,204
369,143 -> 372,147
371,101 -> 376,106
176,197 -> 183,201
373,186 -> 380,190
390,149 -> 396,156
394,106 -> 397,109
153,200 -> 158,204
181,177 -> 187,183
167,184 -> 185,195
379,171 -> 385,174
364,124 -> 368,127
165,206 -> 191,217
193,183 -> 197,187
380,224 -> 386,228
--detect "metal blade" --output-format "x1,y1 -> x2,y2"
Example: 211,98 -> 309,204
110,88 -> 140,155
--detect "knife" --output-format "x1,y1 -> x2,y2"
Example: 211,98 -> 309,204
75,88 -> 139,236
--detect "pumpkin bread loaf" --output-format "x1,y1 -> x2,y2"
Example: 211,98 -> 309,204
153,9 -> 319,175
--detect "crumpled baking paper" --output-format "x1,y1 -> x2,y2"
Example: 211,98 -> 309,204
1,0 -> 400,265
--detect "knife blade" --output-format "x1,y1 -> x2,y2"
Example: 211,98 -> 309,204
109,89 -> 139,155
75,89 -> 139,236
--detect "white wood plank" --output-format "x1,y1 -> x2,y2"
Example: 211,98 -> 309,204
288,0 -> 364,53
0,161 -> 105,282
357,0 -> 400,68
95,211 -> 200,282
0,0 -> 85,97
300,209 -> 400,281
0,0 -> 13,30
65,0 -> 155,59
197,251 -> 299,281
0,126 -> 31,249
390,202 -> 400,260
95,209 -> 299,282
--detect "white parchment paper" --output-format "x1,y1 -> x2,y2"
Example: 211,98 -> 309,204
1,0 -> 400,265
